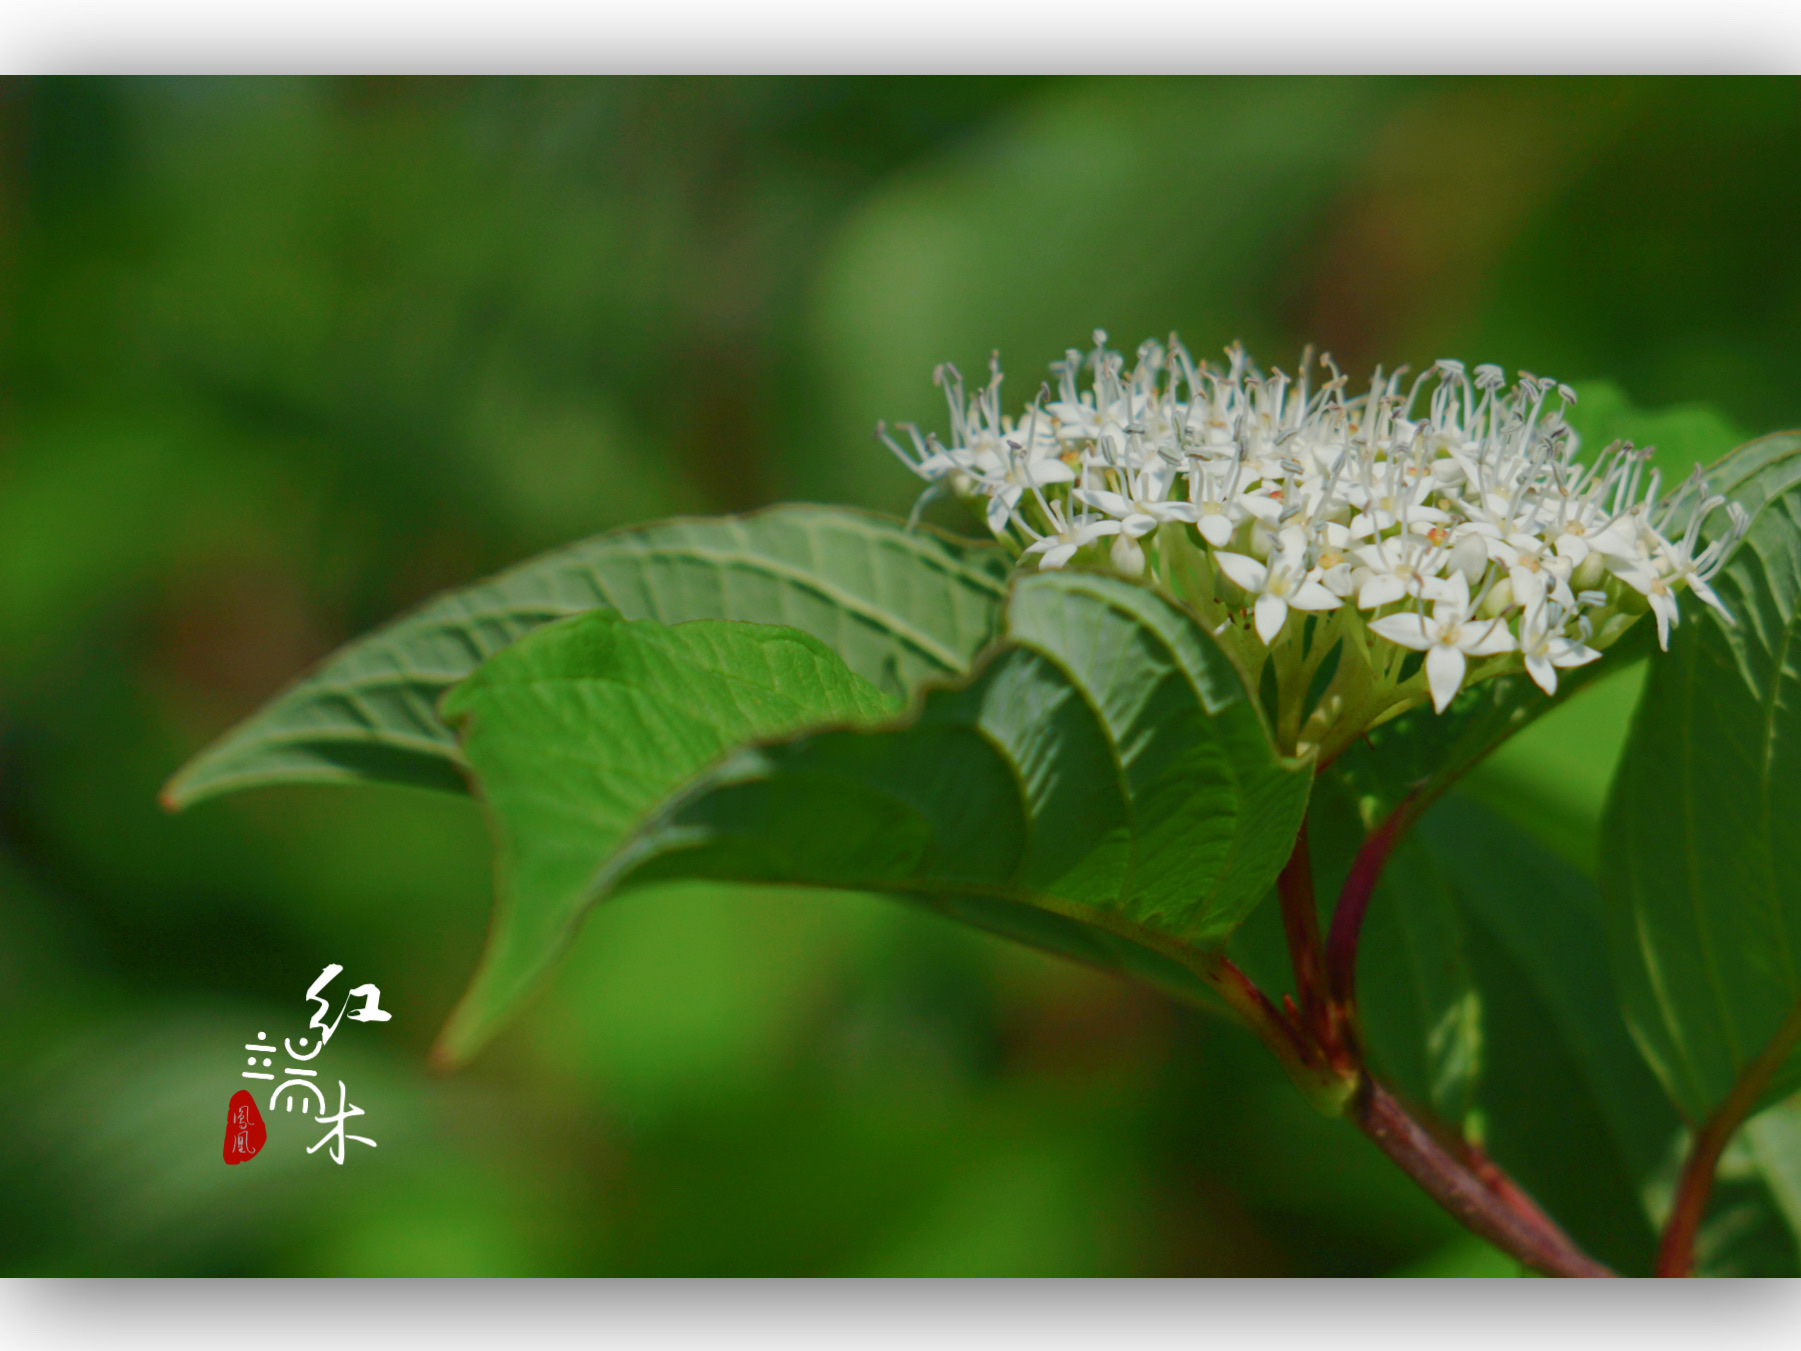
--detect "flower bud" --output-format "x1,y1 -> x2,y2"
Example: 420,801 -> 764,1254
1480,578 -> 1515,618
1249,520 -> 1276,560
1448,533 -> 1488,585
1572,551 -> 1607,591
1111,533 -> 1146,577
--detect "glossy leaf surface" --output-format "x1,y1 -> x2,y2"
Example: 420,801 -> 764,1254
436,611 -> 898,1064
163,505 -> 1009,808
1604,434 -> 1801,1122
438,570 -> 1311,1065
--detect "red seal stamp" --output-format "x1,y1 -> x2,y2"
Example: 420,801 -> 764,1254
223,1089 -> 267,1164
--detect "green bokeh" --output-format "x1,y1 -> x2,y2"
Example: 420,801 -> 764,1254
4,75 -> 1799,1276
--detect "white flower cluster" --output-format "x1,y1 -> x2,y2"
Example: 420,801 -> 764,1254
881,333 -> 1747,757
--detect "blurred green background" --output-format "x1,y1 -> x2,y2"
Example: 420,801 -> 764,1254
3,76 -> 1799,1277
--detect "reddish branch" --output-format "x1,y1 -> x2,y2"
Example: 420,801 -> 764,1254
1274,821 -> 1350,1070
1325,793 -> 1420,1017
1657,998 -> 1801,1277
1353,1079 -> 1614,1277
1264,792 -> 1616,1277
1462,1140 -> 1584,1247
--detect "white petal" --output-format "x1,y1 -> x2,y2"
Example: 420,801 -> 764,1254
1317,564 -> 1356,598
986,491 -> 1017,536
1237,493 -> 1284,523
1418,573 -> 1462,605
1023,459 -> 1078,486
1152,501 -> 1199,524
1687,573 -> 1729,618
1076,489 -> 1134,518
1611,561 -> 1658,597
1509,566 -> 1548,609
1275,526 -> 1310,558
1553,534 -> 1591,564
1447,534 -> 1489,583
1038,542 -> 1079,570
1254,593 -> 1289,645
1525,651 -> 1559,696
1358,573 -> 1407,610
1651,592 -> 1679,650
1074,519 -> 1124,544
1587,524 -> 1638,559
1197,513 -> 1235,547
1289,580 -> 1343,612
1425,644 -> 1467,713
1121,513 -> 1162,539
1549,639 -> 1602,670
1459,619 -> 1517,657
1214,551 -> 1268,594
1368,613 -> 1434,651
1481,535 -> 1516,564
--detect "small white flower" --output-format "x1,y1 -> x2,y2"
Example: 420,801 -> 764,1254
1649,499 -> 1748,628
1611,560 -> 1683,650
971,445 -> 1077,536
1216,546 -> 1343,645
1187,460 -> 1252,547
1368,575 -> 1518,712
1518,605 -> 1601,696
1077,463 -> 1198,538
1487,532 -> 1576,611
888,335 -> 1750,732
1307,543 -> 1358,600
1019,500 -> 1123,571
1353,535 -> 1459,611
1346,478 -> 1450,541
1542,502 -> 1634,565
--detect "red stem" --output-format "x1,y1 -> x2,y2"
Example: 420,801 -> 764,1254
1657,998 -> 1801,1276
1275,819 -> 1345,1065
1461,1139 -> 1584,1248
1353,1078 -> 1615,1277
1324,792 -> 1419,1015
1289,795 -> 1613,1274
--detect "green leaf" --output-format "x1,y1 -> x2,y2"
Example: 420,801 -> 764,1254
436,611 -> 900,1066
1416,794 -> 1678,1273
1566,380 -> 1750,486
1455,662 -> 1647,878
161,505 -> 1011,809
437,568 -> 1310,1065
1356,832 -> 1484,1127
1746,1091 -> 1801,1241
1603,433 -> 1801,1123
